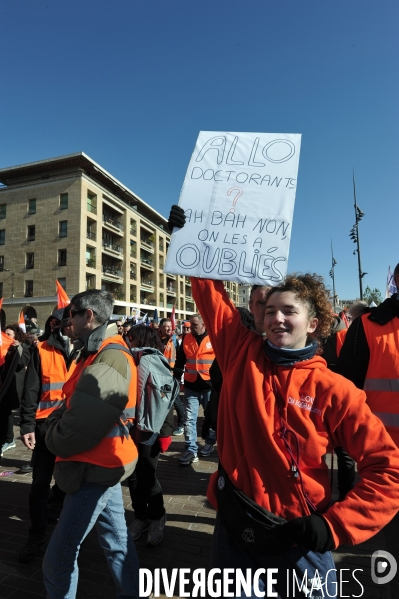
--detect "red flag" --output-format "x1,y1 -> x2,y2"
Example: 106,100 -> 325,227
56,280 -> 70,309
0,331 -> 14,367
170,304 -> 176,331
18,310 -> 26,333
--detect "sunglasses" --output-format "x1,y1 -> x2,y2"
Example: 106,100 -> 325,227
69,309 -> 87,318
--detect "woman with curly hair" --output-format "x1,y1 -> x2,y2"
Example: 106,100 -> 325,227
188,272 -> 399,599
0,324 -> 31,455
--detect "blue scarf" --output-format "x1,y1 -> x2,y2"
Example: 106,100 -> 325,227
264,339 -> 318,366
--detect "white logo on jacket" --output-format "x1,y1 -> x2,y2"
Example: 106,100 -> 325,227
206,342 -> 212,349
288,395 -> 322,416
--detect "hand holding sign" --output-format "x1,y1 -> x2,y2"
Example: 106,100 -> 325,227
165,131 -> 301,285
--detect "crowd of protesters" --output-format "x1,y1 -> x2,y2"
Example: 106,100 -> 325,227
0,211 -> 399,598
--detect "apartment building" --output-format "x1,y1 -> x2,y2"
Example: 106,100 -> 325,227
0,153 -> 238,328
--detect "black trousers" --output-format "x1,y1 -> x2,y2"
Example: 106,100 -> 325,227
174,393 -> 185,427
29,420 -> 65,539
127,442 -> 165,521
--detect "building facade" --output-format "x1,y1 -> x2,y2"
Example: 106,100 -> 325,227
0,153 -> 238,328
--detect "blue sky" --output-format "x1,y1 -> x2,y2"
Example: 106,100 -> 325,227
1,0 -> 397,299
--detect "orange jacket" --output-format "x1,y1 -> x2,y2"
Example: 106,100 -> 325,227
36,341 -> 68,420
163,335 -> 178,368
183,333 -> 215,382
362,314 -> 399,446
191,277 -> 399,549
57,336 -> 138,469
335,328 -> 347,357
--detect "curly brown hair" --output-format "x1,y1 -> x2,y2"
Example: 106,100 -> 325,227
266,273 -> 334,346
5,324 -> 28,344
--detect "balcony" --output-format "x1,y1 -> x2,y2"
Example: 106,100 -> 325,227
130,270 -> 136,280
166,286 -> 176,295
102,241 -> 123,255
140,237 -> 154,251
102,265 -> 123,278
130,228 -> 137,237
87,202 -> 97,215
27,234 -> 35,242
140,257 -> 154,269
185,292 -> 193,299
141,279 -> 154,289
167,274 -> 176,280
103,213 -> 124,232
86,258 -> 96,268
87,230 -> 96,241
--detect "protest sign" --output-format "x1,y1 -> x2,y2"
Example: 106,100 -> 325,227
165,131 -> 301,285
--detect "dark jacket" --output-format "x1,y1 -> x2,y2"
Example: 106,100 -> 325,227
20,319 -> 71,436
0,343 -> 31,411
336,294 -> 399,388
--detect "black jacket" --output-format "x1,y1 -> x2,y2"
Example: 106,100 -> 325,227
0,343 -> 31,411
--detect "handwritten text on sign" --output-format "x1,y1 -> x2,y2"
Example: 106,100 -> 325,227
165,131 -> 301,285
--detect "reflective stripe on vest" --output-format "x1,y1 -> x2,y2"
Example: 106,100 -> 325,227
374,412 -> 399,429
38,399 -> 65,411
56,335 -> 138,468
41,382 -> 64,392
364,379 -> 399,392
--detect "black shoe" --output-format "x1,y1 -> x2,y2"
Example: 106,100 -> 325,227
20,464 -> 33,473
18,537 -> 46,563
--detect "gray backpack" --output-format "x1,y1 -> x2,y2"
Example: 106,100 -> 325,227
130,347 -> 180,445
97,343 -> 179,446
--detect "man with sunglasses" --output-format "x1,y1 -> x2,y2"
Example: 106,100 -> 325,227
43,290 -> 139,599
19,308 -> 72,563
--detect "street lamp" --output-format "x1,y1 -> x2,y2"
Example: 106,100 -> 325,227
329,240 -> 337,312
349,172 -> 367,300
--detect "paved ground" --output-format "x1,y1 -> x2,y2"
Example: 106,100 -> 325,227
0,413 -> 393,598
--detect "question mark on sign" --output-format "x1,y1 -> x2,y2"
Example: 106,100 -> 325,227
227,187 -> 244,213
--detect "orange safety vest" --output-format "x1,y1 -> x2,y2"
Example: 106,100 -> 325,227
36,341 -> 68,420
57,335 -> 138,468
183,333 -> 215,382
362,314 -> 399,446
163,335 -> 177,368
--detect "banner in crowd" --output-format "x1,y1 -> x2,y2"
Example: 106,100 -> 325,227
165,131 -> 301,285
386,266 -> 397,298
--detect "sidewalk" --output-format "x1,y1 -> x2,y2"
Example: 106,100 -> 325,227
0,415 -> 390,598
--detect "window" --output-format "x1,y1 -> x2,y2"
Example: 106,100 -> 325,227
58,249 -> 67,266
86,275 -> 95,290
0,230 -> 5,245
25,280 -> 34,297
0,282 -> 3,298
59,221 -> 67,238
86,246 -> 95,268
60,193 -> 68,210
0,256 -> 4,272
58,277 -> 66,290
27,225 -> 35,241
26,253 -> 34,269
0,205 -> 6,219
87,192 -> 97,214
28,199 -> 36,214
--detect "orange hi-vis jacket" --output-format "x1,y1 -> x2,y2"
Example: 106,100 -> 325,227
163,335 -> 177,368
183,333 -> 215,382
57,336 -> 138,469
362,313 -> 399,446
35,341 -> 68,420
